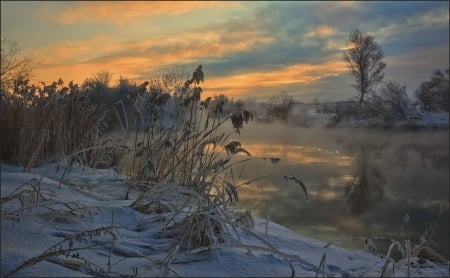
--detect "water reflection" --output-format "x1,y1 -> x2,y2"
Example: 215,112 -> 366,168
327,175 -> 354,188
344,146 -> 385,216
244,142 -> 353,167
233,122 -> 449,259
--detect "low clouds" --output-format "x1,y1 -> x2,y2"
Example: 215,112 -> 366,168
203,61 -> 348,99
28,22 -> 275,84
2,1 -> 448,101
306,26 -> 337,38
48,1 -> 239,26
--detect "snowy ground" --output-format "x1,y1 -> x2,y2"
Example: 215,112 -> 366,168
340,111 -> 450,129
1,162 -> 449,277
287,106 -> 449,129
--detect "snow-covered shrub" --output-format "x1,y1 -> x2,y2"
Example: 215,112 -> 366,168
121,66 -> 259,251
415,68 -> 449,112
334,100 -> 360,122
267,91 -> 294,120
363,81 -> 411,121
0,77 -> 110,171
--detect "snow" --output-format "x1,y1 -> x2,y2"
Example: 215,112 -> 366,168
414,111 -> 449,129
286,103 -> 449,129
2,162 -> 448,277
339,111 -> 450,129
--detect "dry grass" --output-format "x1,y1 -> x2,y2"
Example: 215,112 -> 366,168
122,66 -> 308,270
1,174 -> 116,277
0,78 -> 110,172
315,253 -> 326,278
1,175 -> 54,222
3,225 -> 121,277
283,175 -> 309,201
322,205 -> 448,278
2,66 -> 311,276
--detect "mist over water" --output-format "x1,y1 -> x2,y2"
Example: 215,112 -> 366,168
230,121 -> 449,259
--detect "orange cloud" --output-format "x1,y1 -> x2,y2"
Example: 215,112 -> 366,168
32,55 -> 156,85
202,60 -> 348,98
28,25 -> 274,85
31,50 -> 346,97
26,35 -> 123,65
30,63 -> 103,85
51,1 -> 240,25
333,1 -> 362,9
307,25 -> 336,37
325,39 -> 349,51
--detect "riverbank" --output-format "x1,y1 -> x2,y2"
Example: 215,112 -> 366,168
1,162 -> 448,277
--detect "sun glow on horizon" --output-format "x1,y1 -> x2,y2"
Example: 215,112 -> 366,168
2,1 -> 448,101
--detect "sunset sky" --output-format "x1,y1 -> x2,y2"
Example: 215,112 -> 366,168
2,1 -> 449,101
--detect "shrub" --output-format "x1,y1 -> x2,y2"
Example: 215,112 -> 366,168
415,68 -> 449,112
123,66 -> 259,252
363,81 -> 410,120
267,91 -> 293,120
0,77 -> 110,171
334,100 -> 360,122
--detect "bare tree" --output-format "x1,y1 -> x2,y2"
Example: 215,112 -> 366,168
1,38 -> 39,92
82,70 -> 113,91
343,30 -> 386,105
364,81 -> 410,120
379,81 -> 410,119
415,68 -> 449,112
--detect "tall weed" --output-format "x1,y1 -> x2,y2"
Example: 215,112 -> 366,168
1,77 -> 109,171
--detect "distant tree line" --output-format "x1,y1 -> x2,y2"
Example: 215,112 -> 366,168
415,68 -> 449,112
1,36 -> 448,128
342,29 -> 449,120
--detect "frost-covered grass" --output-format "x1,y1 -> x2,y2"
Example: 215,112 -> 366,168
0,78 -> 110,172
1,66 -> 449,277
1,162 -> 449,277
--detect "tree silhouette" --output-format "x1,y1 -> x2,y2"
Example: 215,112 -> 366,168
343,30 -> 386,105
415,68 -> 449,112
344,146 -> 385,216
1,38 -> 39,92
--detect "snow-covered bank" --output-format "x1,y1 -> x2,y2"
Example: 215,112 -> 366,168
286,107 -> 449,129
336,111 -> 450,129
1,163 -> 448,277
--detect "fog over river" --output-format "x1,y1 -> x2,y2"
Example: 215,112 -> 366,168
230,121 -> 449,259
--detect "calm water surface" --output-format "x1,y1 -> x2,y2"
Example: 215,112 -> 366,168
231,122 -> 449,259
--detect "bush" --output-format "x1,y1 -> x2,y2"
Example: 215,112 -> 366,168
334,100 -> 360,122
415,68 -> 449,112
362,81 -> 411,120
124,66 -> 260,252
267,91 -> 293,120
0,77 -> 110,171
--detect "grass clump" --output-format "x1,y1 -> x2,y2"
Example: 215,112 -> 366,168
2,65 -> 311,277
116,67 -> 315,278
124,66 -> 256,249
0,77 -> 110,172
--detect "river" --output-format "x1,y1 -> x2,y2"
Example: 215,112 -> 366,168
230,121 -> 449,259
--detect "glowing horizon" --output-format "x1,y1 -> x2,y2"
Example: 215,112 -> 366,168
2,1 -> 448,101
